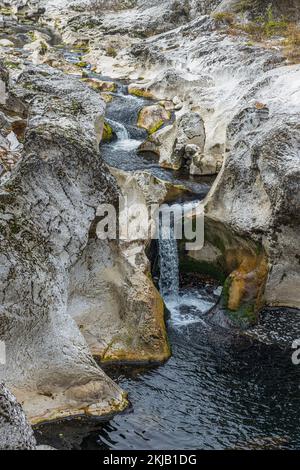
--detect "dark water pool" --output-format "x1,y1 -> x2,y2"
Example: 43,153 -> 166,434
35,303 -> 300,451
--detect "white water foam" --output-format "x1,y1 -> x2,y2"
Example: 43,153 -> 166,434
107,118 -> 142,151
158,202 -> 216,327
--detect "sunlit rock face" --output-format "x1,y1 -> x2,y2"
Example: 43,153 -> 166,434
0,64 -> 128,423
0,384 -> 36,450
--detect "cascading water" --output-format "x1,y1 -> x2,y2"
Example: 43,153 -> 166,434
158,212 -> 180,306
106,118 -> 142,151
107,118 -> 129,140
158,202 -> 220,327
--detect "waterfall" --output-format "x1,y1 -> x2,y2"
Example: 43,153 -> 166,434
158,201 -> 215,327
107,118 -> 129,140
158,206 -> 180,314
107,118 -> 141,151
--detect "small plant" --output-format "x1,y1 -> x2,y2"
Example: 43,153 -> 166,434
223,5 -> 290,42
39,41 -> 48,56
212,12 -> 236,26
263,4 -> 288,37
285,23 -> 300,46
70,99 -> 83,115
106,44 -> 117,58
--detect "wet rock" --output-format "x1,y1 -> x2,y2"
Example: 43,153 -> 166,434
128,84 -> 153,98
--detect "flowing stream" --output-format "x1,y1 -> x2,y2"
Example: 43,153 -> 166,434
35,71 -> 300,450
2,14 -> 300,452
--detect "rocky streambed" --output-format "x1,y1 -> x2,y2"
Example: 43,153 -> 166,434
0,0 -> 300,451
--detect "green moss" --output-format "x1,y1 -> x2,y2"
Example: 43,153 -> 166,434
227,302 -> 257,328
4,61 -> 21,70
221,276 -> 257,328
205,225 -> 227,254
149,119 -> 164,135
75,61 -> 89,68
102,122 -> 113,142
179,255 -> 226,283
70,99 -> 83,115
106,45 -> 117,58
128,88 -> 153,99
212,12 -> 235,25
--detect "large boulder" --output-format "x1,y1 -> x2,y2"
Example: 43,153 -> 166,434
137,103 -> 171,134
0,64 -> 128,423
68,168 -> 172,364
188,64 -> 300,325
138,111 -> 206,171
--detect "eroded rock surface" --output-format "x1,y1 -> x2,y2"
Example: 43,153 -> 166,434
0,63 -> 128,423
68,168 -> 173,364
0,384 -> 36,450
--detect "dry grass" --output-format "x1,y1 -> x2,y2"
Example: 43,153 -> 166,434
212,12 -> 236,26
213,5 -> 300,64
284,24 -> 300,63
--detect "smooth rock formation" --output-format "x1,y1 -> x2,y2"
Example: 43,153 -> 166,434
185,64 -> 300,325
0,63 -> 128,423
68,168 -> 172,364
206,65 -> 300,311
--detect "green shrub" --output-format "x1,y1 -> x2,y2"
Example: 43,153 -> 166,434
106,44 -> 117,58
212,12 -> 235,25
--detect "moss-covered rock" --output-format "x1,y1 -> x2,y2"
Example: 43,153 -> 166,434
82,78 -> 116,93
128,85 -> 154,99
137,104 -> 171,134
102,121 -> 114,142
